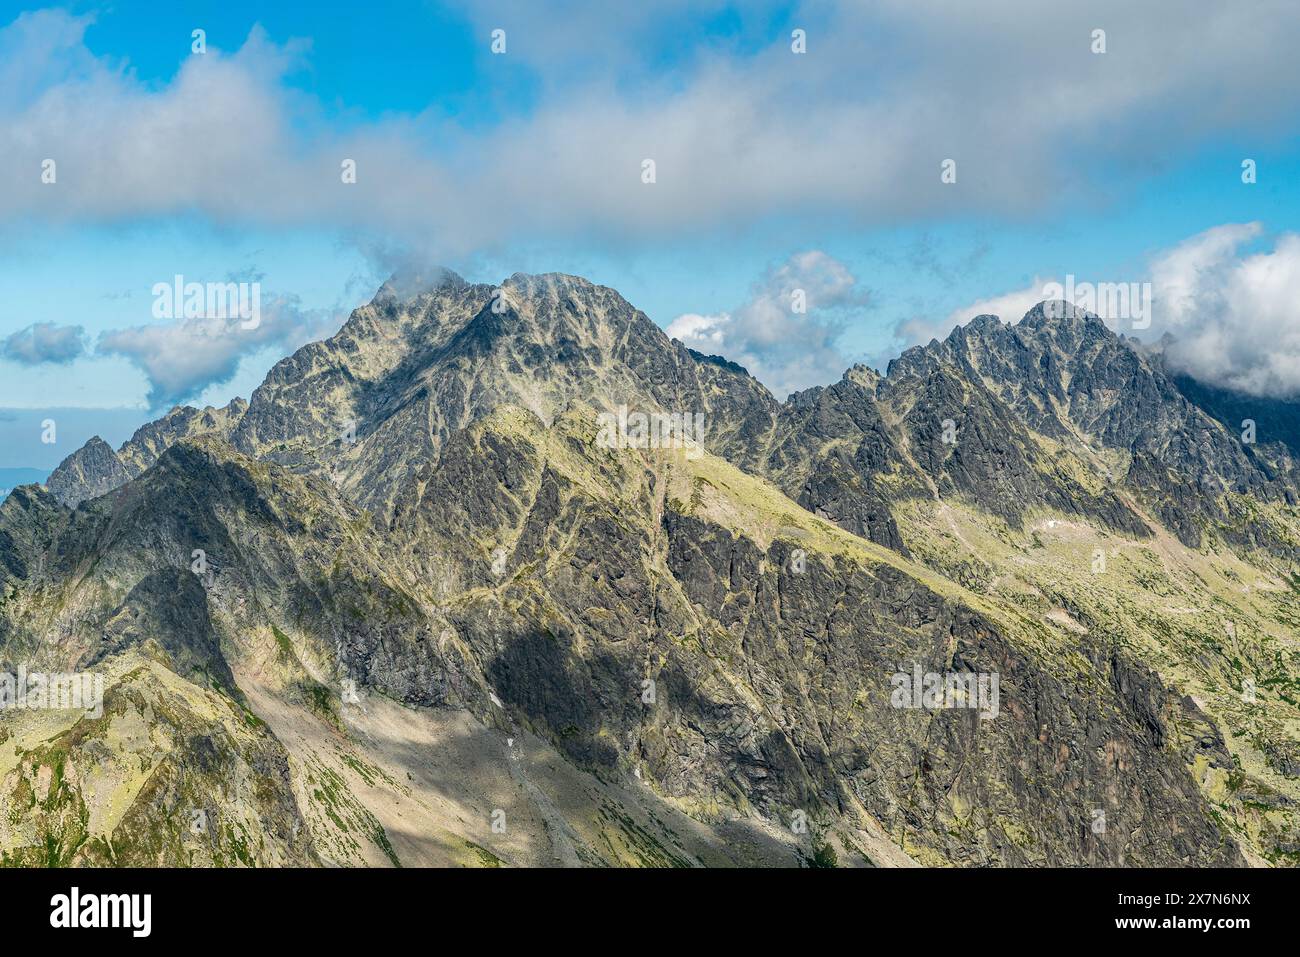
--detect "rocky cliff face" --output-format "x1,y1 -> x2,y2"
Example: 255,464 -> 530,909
223,271 -> 778,520
4,274 -> 1298,867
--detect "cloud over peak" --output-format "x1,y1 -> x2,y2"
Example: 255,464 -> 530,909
1155,224 -> 1300,399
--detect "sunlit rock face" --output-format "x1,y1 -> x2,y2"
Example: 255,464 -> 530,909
4,277 -> 1297,867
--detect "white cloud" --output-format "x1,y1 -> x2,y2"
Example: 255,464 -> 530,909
1,4 -> 1298,254
667,250 -> 865,397
97,294 -> 342,409
665,312 -> 726,346
1149,222 -> 1263,318
2,321 -> 86,364
927,223 -> 1300,399
1152,225 -> 1300,398
897,278 -> 1055,346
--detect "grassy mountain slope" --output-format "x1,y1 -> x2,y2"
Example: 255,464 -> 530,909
4,274 -> 1297,867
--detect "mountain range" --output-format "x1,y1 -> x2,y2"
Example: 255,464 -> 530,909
2,270 -> 1298,867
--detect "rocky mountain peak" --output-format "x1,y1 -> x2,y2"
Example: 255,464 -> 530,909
44,435 -> 129,508
1016,298 -> 1094,327
5,268 -> 1299,869
500,271 -> 597,298
371,266 -> 469,305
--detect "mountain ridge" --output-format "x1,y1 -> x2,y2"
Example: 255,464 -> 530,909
8,271 -> 1299,867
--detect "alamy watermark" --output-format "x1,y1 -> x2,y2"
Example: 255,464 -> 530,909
889,663 -> 999,720
152,274 -> 261,329
596,406 -> 706,459
1041,274 -> 1150,330
50,887 -> 150,937
0,667 -> 104,718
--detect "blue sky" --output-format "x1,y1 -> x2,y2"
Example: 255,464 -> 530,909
2,1 -> 1299,470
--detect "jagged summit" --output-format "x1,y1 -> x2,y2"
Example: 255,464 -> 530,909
371,266 -> 469,304
43,435 -> 130,508
370,268 -> 603,310
44,398 -> 248,509
1016,299 -> 1095,327
684,348 -> 754,378
44,277 -> 1299,546
500,271 -> 599,296
965,312 -> 1004,329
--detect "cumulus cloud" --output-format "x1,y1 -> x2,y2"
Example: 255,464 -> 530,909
1149,222 -> 1264,319
667,250 -> 866,397
1,4 -> 1298,254
97,294 -> 343,409
1152,225 -> 1300,398
895,279 -> 1055,346
2,321 -> 86,364
928,223 -> 1300,399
